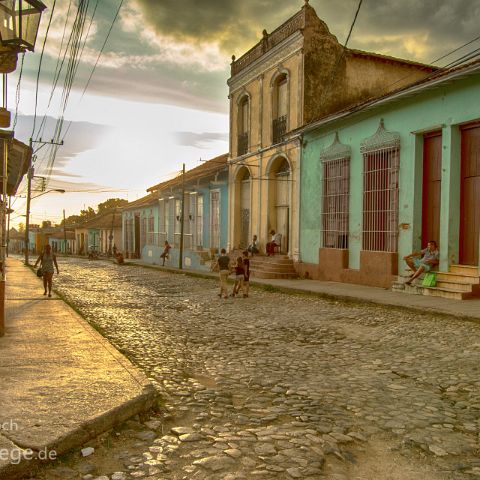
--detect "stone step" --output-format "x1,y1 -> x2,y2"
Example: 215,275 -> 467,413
449,265 -> 480,276
421,286 -> 472,300
435,280 -> 474,292
251,270 -> 298,279
436,272 -> 480,284
250,263 -> 296,273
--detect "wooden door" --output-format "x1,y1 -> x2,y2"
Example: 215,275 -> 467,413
422,132 -> 442,247
460,124 -> 480,265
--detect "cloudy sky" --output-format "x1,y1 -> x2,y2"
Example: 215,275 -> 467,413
9,0 -> 480,226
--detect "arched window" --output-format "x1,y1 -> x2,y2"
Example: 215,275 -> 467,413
237,95 -> 249,155
272,73 -> 288,144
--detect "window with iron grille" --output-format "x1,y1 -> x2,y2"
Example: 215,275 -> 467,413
321,158 -> 350,248
147,215 -> 155,245
361,120 -> 400,253
272,73 -> 288,144
197,195 -> 204,247
237,96 -> 249,155
210,191 -> 220,249
140,216 -> 147,250
158,199 -> 166,245
320,133 -> 351,249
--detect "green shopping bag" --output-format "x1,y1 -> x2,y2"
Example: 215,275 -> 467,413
422,272 -> 437,287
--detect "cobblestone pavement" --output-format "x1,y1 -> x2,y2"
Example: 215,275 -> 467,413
39,259 -> 480,479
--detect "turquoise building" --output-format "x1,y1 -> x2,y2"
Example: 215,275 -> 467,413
299,60 -> 480,290
122,154 -> 229,270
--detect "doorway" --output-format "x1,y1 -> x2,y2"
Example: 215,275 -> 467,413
460,124 -> 480,265
422,132 -> 442,247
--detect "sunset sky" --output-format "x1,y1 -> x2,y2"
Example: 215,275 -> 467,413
9,0 -> 480,226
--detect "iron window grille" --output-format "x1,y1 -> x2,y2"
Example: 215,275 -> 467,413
361,120 -> 400,253
320,133 -> 351,249
272,115 -> 287,144
237,132 -> 248,155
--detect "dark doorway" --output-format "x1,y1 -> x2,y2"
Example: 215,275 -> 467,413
422,132 -> 442,248
460,124 -> 480,265
134,215 -> 141,258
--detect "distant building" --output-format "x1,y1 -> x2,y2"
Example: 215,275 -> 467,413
122,154 -> 228,269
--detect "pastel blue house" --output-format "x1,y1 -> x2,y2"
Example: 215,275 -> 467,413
122,154 -> 229,270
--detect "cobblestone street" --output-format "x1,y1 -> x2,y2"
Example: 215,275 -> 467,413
39,258 -> 480,479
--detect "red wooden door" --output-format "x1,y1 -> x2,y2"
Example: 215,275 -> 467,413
422,132 -> 442,246
460,124 -> 480,266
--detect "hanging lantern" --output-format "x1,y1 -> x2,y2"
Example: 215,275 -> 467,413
0,0 -> 46,51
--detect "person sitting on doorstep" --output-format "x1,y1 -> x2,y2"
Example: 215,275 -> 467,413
403,240 -> 439,285
247,235 -> 259,256
266,230 -> 282,256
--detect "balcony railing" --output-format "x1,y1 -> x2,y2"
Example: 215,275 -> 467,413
272,115 -> 287,144
237,132 -> 248,156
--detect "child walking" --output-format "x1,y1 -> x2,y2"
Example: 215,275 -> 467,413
231,256 -> 244,297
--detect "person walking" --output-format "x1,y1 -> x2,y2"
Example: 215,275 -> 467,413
214,248 -> 231,299
34,244 -> 59,297
160,240 -> 171,266
231,256 -> 245,297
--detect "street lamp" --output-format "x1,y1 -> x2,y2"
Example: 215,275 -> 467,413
31,188 -> 65,199
24,187 -> 65,265
0,0 -> 47,51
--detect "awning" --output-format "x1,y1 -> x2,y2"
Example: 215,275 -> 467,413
0,131 -> 33,196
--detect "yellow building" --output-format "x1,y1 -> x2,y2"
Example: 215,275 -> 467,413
227,0 -> 436,262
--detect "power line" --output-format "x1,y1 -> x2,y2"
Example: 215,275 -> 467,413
31,0 -> 57,139
12,52 -> 25,132
80,0 -> 124,100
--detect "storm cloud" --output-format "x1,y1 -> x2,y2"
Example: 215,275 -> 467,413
133,0 -> 480,63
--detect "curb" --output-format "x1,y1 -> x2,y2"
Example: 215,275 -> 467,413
0,386 -> 156,480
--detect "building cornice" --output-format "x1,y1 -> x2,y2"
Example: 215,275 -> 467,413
228,32 -> 304,94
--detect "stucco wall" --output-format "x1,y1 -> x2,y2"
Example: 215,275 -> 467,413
300,73 -> 480,282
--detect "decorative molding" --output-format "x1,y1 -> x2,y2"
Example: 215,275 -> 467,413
228,33 -> 303,93
320,132 -> 351,162
361,119 -> 400,153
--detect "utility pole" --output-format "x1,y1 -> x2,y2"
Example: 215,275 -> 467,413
24,137 -> 63,265
108,208 -> 115,257
63,209 -> 67,254
0,75 -> 9,337
178,163 -> 185,270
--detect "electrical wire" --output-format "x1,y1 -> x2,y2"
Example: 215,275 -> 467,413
80,0 -> 124,100
31,0 -> 57,139
12,52 -> 25,132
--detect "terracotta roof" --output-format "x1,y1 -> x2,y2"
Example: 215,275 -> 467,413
347,49 -> 438,71
147,153 -> 228,193
121,192 -> 159,211
77,210 -> 122,229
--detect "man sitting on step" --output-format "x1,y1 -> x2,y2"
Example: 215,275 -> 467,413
403,240 -> 439,285
266,229 -> 282,256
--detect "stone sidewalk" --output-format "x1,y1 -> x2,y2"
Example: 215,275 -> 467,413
126,259 -> 480,321
0,258 -> 156,479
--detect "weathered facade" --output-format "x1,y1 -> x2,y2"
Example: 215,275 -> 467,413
227,0 -> 436,261
299,60 -> 480,293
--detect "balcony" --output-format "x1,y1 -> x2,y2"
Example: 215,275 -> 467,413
272,115 -> 287,144
237,132 -> 248,156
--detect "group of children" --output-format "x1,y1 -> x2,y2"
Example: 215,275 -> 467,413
214,249 -> 250,299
